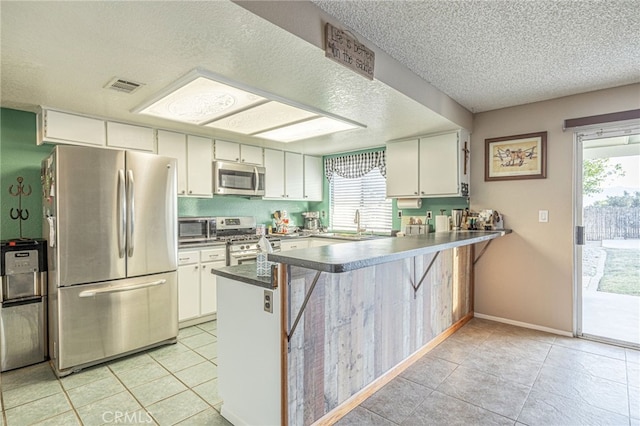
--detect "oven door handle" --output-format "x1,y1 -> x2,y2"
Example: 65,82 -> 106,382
78,279 -> 166,298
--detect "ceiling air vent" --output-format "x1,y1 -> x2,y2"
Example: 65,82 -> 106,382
105,77 -> 144,94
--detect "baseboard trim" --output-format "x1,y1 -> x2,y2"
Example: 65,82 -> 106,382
473,313 -> 573,337
312,312 -> 474,426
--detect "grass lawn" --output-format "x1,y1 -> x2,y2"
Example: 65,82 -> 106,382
598,248 -> 640,296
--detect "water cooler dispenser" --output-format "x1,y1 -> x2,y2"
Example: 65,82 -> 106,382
0,239 -> 47,371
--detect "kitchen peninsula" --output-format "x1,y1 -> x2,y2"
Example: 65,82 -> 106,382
213,230 -> 510,426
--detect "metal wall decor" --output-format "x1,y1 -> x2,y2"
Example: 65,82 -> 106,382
8,176 -> 32,238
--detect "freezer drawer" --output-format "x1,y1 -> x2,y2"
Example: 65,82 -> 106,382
53,272 -> 178,374
0,297 -> 47,372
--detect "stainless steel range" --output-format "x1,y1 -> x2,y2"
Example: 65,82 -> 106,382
216,217 -> 280,266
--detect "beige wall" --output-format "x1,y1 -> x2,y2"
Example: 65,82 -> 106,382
470,84 -> 640,332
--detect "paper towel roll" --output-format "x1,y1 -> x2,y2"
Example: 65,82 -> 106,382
397,198 -> 422,209
435,215 -> 450,232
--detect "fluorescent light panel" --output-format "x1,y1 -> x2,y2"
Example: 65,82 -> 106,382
255,116 -> 359,142
135,70 -> 364,141
138,77 -> 265,124
205,101 -> 317,134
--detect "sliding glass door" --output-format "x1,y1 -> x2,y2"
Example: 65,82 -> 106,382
575,125 -> 640,347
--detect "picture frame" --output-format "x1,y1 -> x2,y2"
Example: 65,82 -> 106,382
484,131 -> 547,181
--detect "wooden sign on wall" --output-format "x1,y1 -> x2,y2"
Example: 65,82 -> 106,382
324,23 -> 375,80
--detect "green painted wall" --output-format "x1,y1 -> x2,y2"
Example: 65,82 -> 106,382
0,108 -> 51,240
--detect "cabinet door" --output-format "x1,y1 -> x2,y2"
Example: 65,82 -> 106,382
106,122 -> 155,152
157,130 -> 188,195
419,132 -> 459,196
178,264 -> 200,321
303,155 -> 323,201
280,239 -> 310,251
214,140 -> 240,162
285,152 -> 304,199
187,135 -> 213,197
264,149 -> 285,198
41,109 -> 106,146
241,145 -> 263,165
201,261 -> 224,315
386,139 -> 419,197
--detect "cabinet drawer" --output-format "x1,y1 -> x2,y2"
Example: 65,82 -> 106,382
178,251 -> 199,265
200,247 -> 227,263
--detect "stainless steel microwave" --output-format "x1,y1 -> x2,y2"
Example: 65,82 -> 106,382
178,217 -> 216,246
213,161 -> 265,197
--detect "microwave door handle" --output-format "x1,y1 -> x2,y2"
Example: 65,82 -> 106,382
126,169 -> 135,257
253,167 -> 259,195
118,169 -> 126,258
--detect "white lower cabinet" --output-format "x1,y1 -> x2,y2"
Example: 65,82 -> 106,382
280,239 -> 310,251
178,245 -> 226,325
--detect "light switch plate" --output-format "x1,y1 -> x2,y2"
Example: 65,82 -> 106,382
539,210 -> 549,223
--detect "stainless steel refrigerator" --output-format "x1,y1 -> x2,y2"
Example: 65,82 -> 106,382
42,145 -> 178,376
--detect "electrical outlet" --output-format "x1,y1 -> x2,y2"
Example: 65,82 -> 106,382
426,211 -> 432,220
264,290 -> 273,313
397,210 -> 402,218
539,210 -> 549,223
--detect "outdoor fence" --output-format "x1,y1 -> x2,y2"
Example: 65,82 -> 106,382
584,206 -> 640,241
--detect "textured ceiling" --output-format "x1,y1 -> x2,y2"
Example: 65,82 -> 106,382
1,1 -> 638,156
311,0 -> 640,113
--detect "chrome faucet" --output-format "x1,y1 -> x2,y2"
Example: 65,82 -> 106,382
354,209 -> 366,234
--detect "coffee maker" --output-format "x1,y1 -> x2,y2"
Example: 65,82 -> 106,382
302,211 -> 321,232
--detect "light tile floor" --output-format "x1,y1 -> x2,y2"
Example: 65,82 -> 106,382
0,320 -> 230,426
2,318 -> 639,425
337,317 -> 640,426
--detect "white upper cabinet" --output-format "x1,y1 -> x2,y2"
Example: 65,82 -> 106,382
303,155 -> 323,201
158,131 -> 213,197
214,140 -> 240,162
284,152 -> 304,199
386,130 -> 470,198
386,139 -> 420,197
263,149 -> 313,200
240,145 -> 263,165
214,140 -> 263,165
38,109 -> 106,147
186,135 -> 213,197
264,148 -> 285,198
157,130 -> 188,195
106,122 -> 155,152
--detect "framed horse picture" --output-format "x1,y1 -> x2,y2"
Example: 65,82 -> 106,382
485,131 -> 547,181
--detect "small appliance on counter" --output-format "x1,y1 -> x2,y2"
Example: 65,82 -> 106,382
178,216 -> 217,247
302,211 -> 321,232
0,239 -> 47,372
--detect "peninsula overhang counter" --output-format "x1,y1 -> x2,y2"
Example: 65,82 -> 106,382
267,230 -> 511,273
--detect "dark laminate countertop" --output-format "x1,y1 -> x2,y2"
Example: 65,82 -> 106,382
268,230 -> 512,273
211,263 -> 275,289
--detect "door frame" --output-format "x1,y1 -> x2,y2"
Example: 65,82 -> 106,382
572,122 -> 640,344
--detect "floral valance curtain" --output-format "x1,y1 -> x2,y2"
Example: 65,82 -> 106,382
324,150 -> 386,181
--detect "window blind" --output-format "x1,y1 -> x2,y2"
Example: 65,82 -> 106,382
330,168 -> 392,233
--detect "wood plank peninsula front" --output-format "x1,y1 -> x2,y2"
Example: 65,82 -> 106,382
212,230 -> 511,425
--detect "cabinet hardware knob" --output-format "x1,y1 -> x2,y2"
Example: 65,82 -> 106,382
188,190 -> 192,194
414,192 -> 418,195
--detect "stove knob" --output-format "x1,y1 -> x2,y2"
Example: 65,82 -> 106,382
240,245 -> 245,250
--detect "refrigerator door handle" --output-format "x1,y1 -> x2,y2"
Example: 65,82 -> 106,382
118,170 -> 126,258
126,169 -> 135,257
78,279 -> 167,297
